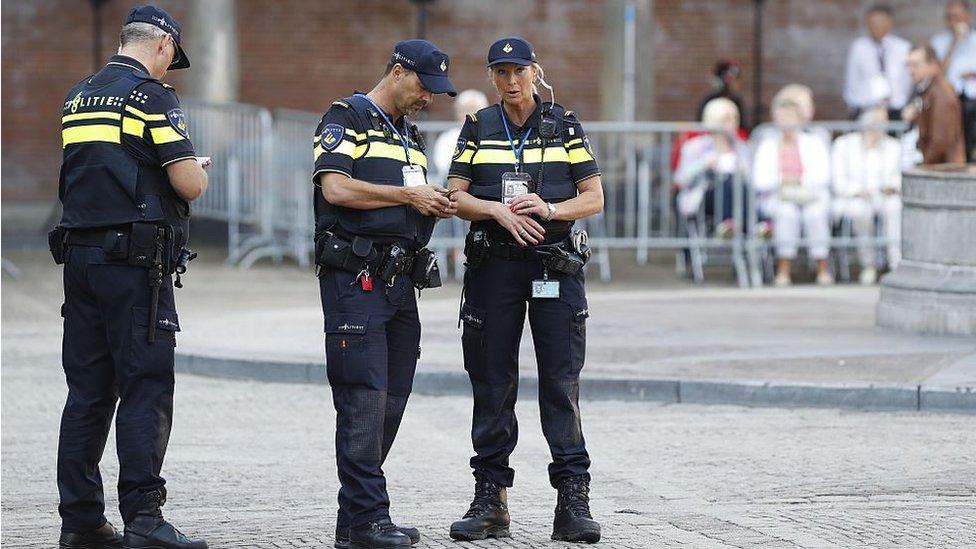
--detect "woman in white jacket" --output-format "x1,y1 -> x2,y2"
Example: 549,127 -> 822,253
831,107 -> 902,284
752,88 -> 834,286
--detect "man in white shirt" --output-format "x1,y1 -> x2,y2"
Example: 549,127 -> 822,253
931,0 -> 976,160
843,4 -> 912,120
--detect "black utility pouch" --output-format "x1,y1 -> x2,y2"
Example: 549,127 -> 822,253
411,248 -> 442,289
348,236 -> 375,271
127,223 -> 158,267
102,229 -> 130,261
316,231 -> 349,270
464,229 -> 489,269
537,246 -> 585,276
376,244 -> 405,285
48,226 -> 68,264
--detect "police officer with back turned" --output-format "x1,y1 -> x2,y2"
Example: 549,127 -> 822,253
312,40 -> 458,549
447,37 -> 604,543
51,6 -> 208,549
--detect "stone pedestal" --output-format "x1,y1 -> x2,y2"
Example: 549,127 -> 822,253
877,165 -> 976,336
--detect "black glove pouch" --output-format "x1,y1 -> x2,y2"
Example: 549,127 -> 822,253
48,226 -> 68,265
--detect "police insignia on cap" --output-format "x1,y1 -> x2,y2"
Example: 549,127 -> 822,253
321,123 -> 345,151
440,60 -> 447,72
452,137 -> 466,160
166,108 -> 189,138
502,43 -> 513,53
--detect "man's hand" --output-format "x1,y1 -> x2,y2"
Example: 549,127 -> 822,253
492,202 -> 545,246
403,184 -> 456,218
508,193 -> 550,219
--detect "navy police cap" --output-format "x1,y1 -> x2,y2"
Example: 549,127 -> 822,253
390,39 -> 457,97
124,5 -> 190,70
487,36 -> 536,67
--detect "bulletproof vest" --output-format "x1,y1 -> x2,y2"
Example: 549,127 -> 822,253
58,65 -> 188,243
466,101 -> 579,203
314,94 -> 435,248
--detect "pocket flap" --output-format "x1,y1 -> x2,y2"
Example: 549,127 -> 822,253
351,236 -> 374,258
325,313 -> 368,335
459,303 -> 486,330
132,306 -> 181,331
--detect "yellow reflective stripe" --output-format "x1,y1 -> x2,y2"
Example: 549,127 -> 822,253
313,144 -> 323,160
567,147 -> 594,164
479,139 -> 522,147
313,129 -> 365,144
62,124 -> 120,147
471,147 -> 569,165
149,125 -> 186,144
314,141 -> 366,162
125,105 -> 167,121
122,117 -> 145,136
62,111 -> 120,123
362,142 -> 428,168
455,149 -> 475,164
565,138 -> 583,147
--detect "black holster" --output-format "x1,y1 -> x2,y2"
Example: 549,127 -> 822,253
48,226 -> 68,264
410,248 -> 441,289
464,229 -> 490,270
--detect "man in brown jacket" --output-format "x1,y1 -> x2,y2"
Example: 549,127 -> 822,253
905,44 -> 967,164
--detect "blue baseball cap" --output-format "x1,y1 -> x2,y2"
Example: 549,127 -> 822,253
124,5 -> 189,70
390,39 -> 457,97
487,37 -> 536,67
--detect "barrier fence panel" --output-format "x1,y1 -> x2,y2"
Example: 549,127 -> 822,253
183,99 -> 911,286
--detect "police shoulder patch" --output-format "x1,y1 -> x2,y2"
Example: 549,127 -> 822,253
166,108 -> 189,138
452,137 -> 467,160
320,123 -> 345,151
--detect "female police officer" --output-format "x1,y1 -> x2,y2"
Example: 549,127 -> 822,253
446,37 -> 603,543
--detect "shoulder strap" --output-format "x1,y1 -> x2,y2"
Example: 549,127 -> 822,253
475,104 -> 503,142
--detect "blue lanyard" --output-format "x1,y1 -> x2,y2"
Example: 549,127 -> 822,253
357,93 -> 413,165
499,105 -> 533,173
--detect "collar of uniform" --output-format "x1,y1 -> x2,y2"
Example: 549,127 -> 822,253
355,90 -> 406,125
107,54 -> 151,76
502,94 -> 543,132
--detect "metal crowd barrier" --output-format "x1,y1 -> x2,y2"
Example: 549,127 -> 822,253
182,98 -> 909,287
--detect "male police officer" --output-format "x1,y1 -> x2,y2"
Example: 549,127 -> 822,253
53,6 -> 208,549
312,40 -> 457,549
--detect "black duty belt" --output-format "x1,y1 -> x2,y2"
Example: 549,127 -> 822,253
66,227 -> 129,247
489,241 -> 536,261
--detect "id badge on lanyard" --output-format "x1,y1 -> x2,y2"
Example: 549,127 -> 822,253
403,165 -> 426,187
502,171 -> 532,205
531,269 -> 560,299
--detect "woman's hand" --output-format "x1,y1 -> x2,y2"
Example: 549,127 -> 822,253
492,202 -> 545,246
508,193 -> 551,219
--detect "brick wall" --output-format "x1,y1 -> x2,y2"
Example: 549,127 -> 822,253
0,0 -> 948,203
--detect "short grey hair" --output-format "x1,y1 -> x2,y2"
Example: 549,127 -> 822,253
119,22 -> 167,48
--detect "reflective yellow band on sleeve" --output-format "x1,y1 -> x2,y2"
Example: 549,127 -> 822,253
455,149 -> 475,164
62,111 -> 121,123
125,105 -> 167,121
149,125 -> 186,144
314,141 -> 367,162
362,142 -> 427,168
567,147 -> 594,164
122,117 -> 145,137
62,124 -> 120,147
564,138 -> 583,147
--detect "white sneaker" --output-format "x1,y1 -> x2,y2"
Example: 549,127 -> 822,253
816,271 -> 835,286
859,267 -> 877,285
774,272 -> 792,287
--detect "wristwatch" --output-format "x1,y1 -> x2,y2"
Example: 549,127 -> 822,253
545,202 -> 557,221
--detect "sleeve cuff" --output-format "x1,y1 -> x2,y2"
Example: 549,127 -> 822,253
313,168 -> 353,182
161,155 -> 197,167
574,171 -> 601,185
446,173 -> 472,182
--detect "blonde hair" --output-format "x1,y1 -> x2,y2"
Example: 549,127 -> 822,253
772,84 -> 815,122
701,97 -> 740,128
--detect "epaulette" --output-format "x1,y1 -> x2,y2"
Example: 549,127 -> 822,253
563,110 -> 579,122
161,82 -> 175,90
332,100 -> 350,109
466,113 -> 477,123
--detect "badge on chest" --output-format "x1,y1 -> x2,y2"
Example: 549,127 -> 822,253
402,165 -> 426,188
502,171 -> 532,204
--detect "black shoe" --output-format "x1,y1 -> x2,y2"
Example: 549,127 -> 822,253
551,475 -> 601,543
348,518 -> 412,549
59,520 -> 124,549
335,524 -> 419,548
122,490 -> 207,549
449,473 -> 511,541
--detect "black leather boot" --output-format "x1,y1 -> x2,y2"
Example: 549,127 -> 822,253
348,517 -> 411,549
335,523 -> 419,548
449,473 -> 511,541
551,475 -> 601,543
122,491 -> 207,549
59,520 -> 124,548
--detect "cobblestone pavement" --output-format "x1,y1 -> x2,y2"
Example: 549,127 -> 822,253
3,308 -> 975,548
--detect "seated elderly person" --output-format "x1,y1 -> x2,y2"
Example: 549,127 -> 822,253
753,86 -> 834,286
831,106 -> 902,284
674,97 -> 751,237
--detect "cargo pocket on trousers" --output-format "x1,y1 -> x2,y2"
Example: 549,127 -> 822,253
569,305 -> 589,375
325,312 -> 369,386
130,306 -> 179,378
460,302 -> 487,378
